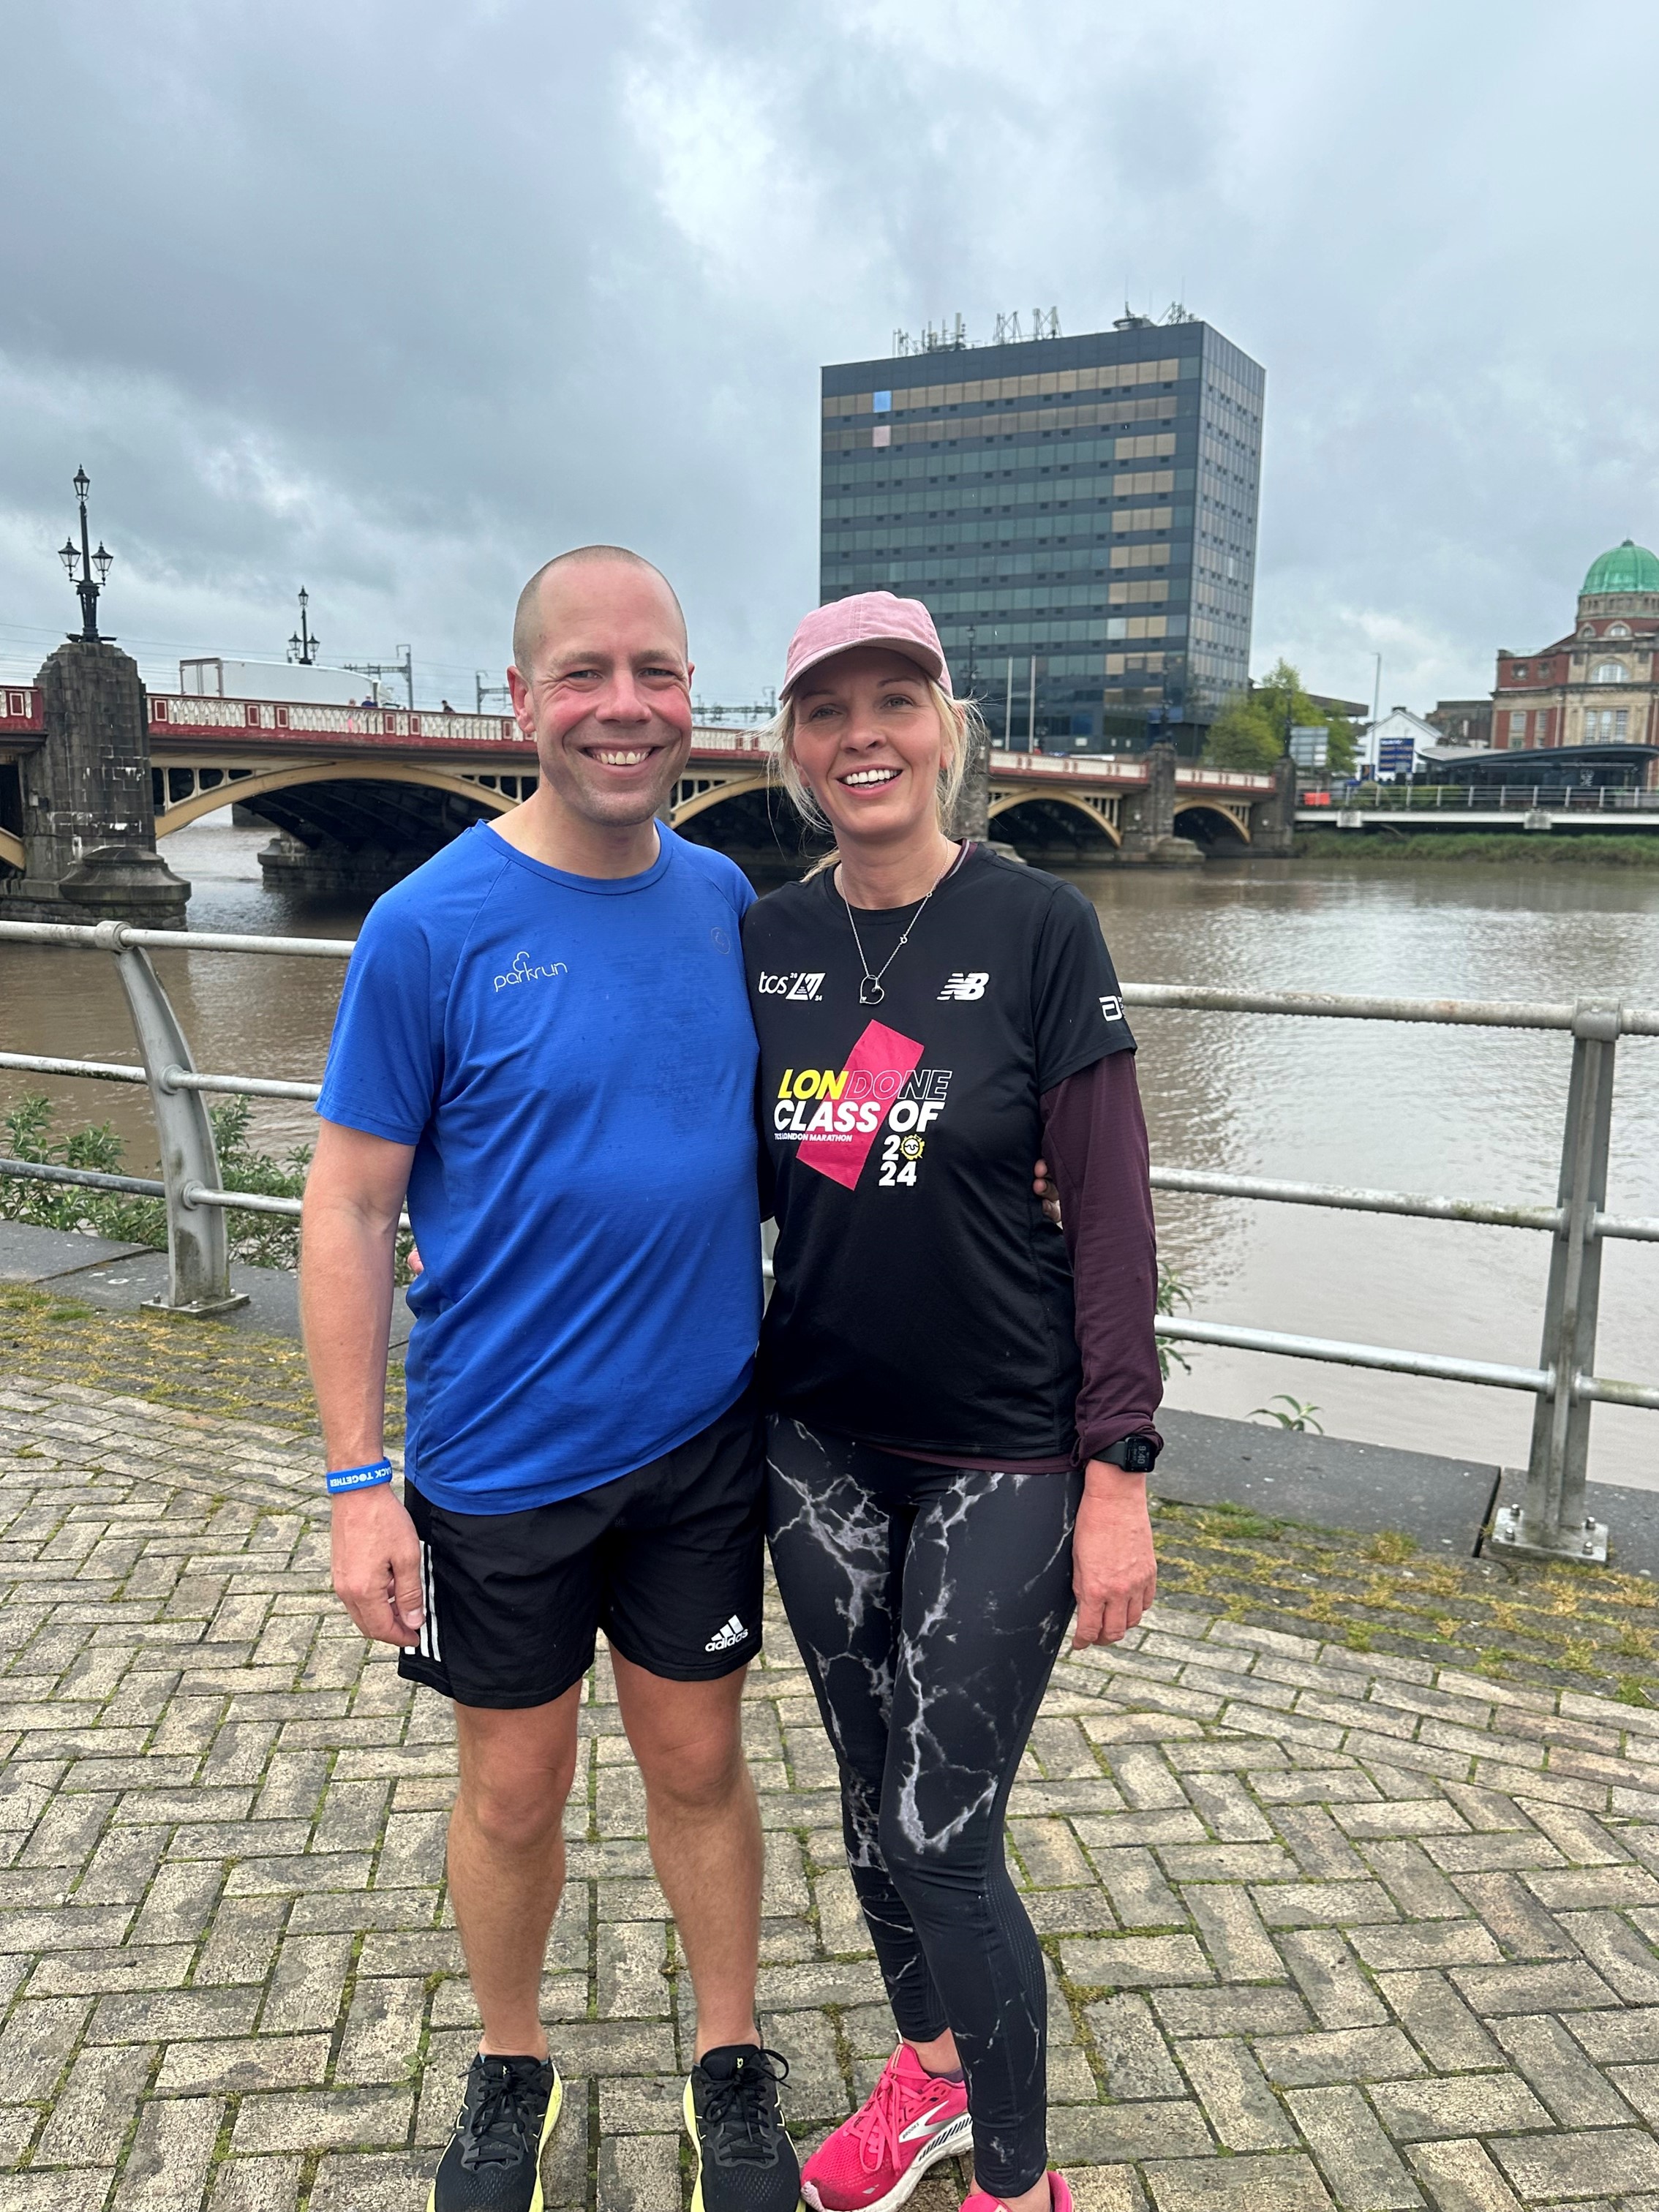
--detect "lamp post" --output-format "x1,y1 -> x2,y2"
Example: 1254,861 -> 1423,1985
287,588 -> 319,666
58,466 -> 113,644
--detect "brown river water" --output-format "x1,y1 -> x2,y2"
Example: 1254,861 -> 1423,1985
3,816 -> 1657,1491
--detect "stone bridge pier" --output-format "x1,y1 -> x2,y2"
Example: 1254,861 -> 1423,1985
1248,756 -> 1298,857
1118,742 -> 1202,865
1,641 -> 189,925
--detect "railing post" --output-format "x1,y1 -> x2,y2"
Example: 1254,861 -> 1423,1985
94,921 -> 249,1317
1489,996 -> 1618,1565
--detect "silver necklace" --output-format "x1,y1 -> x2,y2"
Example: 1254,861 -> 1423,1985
840,844 -> 964,1006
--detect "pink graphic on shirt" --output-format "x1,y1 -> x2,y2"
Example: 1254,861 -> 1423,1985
797,1020 -> 924,1190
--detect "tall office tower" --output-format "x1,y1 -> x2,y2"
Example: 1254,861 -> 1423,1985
819,315 -> 1263,751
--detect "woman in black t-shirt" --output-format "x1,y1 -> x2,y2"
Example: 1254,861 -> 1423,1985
745,593 -> 1161,2212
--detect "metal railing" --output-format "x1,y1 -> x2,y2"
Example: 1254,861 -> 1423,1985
1328,783 -> 1659,813
1,918 -> 1655,1567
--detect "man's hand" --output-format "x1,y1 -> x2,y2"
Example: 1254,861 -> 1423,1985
1033,1156 -> 1062,1228
331,1486 -> 426,1647
1070,1466 -> 1157,1650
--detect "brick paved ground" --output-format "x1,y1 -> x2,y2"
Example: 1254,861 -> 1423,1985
5,1374 -> 1659,2211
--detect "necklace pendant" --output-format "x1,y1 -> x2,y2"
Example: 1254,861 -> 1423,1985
859,978 -> 886,1006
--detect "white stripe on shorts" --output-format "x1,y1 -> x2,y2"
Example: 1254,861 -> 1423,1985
424,1541 -> 442,1663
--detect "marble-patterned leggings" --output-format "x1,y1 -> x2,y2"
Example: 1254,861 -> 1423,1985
765,1416 -> 1082,2197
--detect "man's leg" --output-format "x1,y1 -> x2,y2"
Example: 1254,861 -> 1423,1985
448,1683 -> 584,2057
612,1649 -> 761,2056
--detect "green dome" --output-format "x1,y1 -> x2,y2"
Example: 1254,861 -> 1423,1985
1581,539 -> 1659,595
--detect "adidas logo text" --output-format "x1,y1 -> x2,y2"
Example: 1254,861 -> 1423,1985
704,1614 -> 748,1652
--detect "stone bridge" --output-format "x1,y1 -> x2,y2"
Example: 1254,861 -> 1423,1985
0,654 -> 1282,918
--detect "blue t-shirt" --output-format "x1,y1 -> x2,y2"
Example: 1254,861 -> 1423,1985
315,821 -> 761,1513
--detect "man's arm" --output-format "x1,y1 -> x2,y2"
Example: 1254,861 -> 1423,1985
301,1119 -> 424,1647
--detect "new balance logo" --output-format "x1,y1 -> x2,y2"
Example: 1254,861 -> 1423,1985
758,972 -> 825,1000
938,971 -> 989,1001
704,1614 -> 748,1652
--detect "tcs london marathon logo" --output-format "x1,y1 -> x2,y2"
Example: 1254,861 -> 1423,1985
773,1020 -> 951,1192
756,971 -> 824,1000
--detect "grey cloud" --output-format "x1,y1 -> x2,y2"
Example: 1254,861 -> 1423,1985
3,0 -> 1657,710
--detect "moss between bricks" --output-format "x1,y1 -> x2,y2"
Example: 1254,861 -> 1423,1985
1149,1493 -> 1659,1707
4,1283 -> 1655,1707
0,1282 -> 405,1445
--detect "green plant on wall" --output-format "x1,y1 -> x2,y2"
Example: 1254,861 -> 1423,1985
1,1092 -> 413,1279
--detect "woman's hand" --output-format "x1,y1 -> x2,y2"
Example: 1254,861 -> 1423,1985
1033,1157 -> 1062,1229
1071,1466 -> 1157,1649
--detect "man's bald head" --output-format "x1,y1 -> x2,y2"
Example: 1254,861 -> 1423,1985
511,546 -> 687,678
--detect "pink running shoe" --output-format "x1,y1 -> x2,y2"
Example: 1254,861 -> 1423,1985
802,2044 -> 972,2212
960,2172 -> 1072,2212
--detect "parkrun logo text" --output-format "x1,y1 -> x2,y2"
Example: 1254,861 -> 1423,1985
757,972 -> 824,999
493,950 -> 569,993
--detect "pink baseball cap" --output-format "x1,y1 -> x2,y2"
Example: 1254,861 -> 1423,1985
781,591 -> 953,701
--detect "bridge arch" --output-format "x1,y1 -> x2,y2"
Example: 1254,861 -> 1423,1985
988,790 -> 1121,851
154,759 -> 515,836
669,769 -> 769,827
1173,799 -> 1251,847
667,770 -> 822,871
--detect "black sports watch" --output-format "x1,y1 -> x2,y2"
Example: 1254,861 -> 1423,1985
1099,1433 -> 1160,1473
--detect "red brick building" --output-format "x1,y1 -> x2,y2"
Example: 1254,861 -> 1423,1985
1493,539 -> 1659,750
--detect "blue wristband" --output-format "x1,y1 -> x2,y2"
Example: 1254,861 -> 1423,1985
326,1458 -> 394,1495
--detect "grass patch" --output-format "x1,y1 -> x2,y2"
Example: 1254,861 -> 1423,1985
1293,830 -> 1659,868
1148,1491 -> 1659,1698
1362,1530 -> 1417,1564
0,1282 -> 405,1442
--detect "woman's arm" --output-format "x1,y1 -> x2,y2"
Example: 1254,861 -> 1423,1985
1040,1051 -> 1161,1648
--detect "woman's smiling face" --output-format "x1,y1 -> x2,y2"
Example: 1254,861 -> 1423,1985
789,647 -> 952,849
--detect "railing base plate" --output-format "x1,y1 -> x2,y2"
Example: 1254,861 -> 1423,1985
140,1292 -> 251,1320
1486,1501 -> 1609,1566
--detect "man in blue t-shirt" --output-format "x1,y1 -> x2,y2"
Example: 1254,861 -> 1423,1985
301,548 -> 799,2212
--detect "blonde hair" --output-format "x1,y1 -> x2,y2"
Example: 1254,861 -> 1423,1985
767,678 -> 985,873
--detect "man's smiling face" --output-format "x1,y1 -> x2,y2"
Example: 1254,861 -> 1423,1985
508,560 -> 694,832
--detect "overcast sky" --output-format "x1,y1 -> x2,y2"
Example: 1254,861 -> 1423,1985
2,1 -> 1655,715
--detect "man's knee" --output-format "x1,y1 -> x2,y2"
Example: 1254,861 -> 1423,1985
636,1718 -> 748,1814
457,1756 -> 574,1853
454,1701 -> 580,1854
617,1663 -> 752,1815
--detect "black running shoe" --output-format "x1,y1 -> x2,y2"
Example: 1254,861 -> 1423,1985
685,2044 -> 802,2212
430,2052 -> 562,2212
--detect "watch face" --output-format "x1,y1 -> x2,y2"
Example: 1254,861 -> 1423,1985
1124,1437 -> 1157,1472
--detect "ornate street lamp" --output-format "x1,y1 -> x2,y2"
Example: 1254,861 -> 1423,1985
59,464 -> 113,642
287,587 -> 319,666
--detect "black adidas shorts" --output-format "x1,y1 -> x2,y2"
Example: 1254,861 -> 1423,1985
398,1388 -> 764,1709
